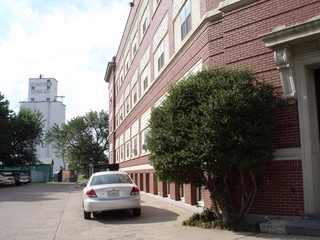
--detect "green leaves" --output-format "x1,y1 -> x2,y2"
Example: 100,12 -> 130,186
147,67 -> 283,226
45,110 -> 109,174
147,66 -> 281,182
0,100 -> 45,167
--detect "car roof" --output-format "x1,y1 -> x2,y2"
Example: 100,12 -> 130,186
91,171 -> 127,177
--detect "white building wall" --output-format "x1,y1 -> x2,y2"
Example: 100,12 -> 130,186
20,77 -> 66,174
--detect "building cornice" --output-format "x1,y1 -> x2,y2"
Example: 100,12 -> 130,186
104,61 -> 116,83
260,15 -> 320,104
260,15 -> 320,50
218,0 -> 256,13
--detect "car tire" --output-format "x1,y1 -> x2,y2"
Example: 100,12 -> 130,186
133,208 -> 141,217
84,210 -> 91,220
15,181 -> 21,186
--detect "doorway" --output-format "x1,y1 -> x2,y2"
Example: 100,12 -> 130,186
314,69 -> 320,131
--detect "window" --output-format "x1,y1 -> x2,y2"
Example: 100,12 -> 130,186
116,113 -> 119,127
141,66 -> 149,92
132,83 -> 138,105
142,8 -> 148,35
109,119 -> 113,133
180,0 -> 191,40
116,80 -> 119,94
109,93 -> 112,106
125,54 -> 130,73
116,149 -> 119,163
132,34 -> 137,56
132,136 -> 138,157
120,145 -> 124,162
157,40 -> 165,71
125,141 -> 130,159
109,151 -> 113,164
125,97 -> 130,114
153,0 -> 161,13
141,129 -> 149,153
120,106 -> 124,121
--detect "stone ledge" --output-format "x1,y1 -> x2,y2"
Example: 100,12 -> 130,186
260,219 -> 299,234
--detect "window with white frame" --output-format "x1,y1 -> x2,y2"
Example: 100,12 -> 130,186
125,141 -> 130,160
141,6 -> 149,35
109,86 -> 113,105
109,119 -> 113,133
119,105 -> 124,122
141,65 -> 149,92
116,148 -> 119,163
132,83 -> 138,105
125,55 -> 129,73
180,0 -> 191,41
141,128 -> 149,153
116,80 -> 119,94
109,151 -> 113,163
157,40 -> 165,71
125,97 -> 130,114
132,135 -> 139,157
120,145 -> 124,162
153,0 -> 161,13
116,113 -> 119,128
132,34 -> 137,57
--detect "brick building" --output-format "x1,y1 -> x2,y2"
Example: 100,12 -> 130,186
105,0 -> 320,217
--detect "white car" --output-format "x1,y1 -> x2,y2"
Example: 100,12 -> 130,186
82,171 -> 141,219
0,172 -> 15,186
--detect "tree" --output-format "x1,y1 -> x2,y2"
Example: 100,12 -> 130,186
45,110 -> 109,174
0,93 -> 12,166
0,94 -> 44,168
146,67 -> 282,228
4,107 -> 44,167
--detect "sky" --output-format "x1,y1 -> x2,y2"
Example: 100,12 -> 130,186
0,0 -> 130,121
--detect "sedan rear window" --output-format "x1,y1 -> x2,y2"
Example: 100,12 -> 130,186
90,174 -> 133,186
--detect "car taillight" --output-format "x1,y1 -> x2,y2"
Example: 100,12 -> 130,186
8,177 -> 13,180
85,189 -> 97,198
130,186 -> 140,195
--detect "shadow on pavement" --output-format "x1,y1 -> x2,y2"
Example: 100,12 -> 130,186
92,205 -> 180,225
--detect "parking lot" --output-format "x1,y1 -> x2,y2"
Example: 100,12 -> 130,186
0,183 -> 318,240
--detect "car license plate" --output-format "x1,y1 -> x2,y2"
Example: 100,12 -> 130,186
108,190 -> 119,197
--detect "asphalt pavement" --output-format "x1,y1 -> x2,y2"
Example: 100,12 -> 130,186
0,183 -> 318,240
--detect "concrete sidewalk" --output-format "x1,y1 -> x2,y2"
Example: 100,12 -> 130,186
141,192 -> 319,240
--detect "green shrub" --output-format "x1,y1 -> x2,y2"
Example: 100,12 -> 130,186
183,209 -> 222,229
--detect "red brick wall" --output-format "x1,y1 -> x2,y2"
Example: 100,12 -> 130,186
149,173 -> 158,195
170,183 -> 181,201
158,181 -> 168,197
112,0 -> 320,216
203,160 -> 304,216
251,160 -> 304,216
185,184 -> 198,205
272,104 -> 301,149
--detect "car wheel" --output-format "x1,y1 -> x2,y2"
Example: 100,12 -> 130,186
84,210 -> 91,220
15,181 -> 21,186
133,208 -> 141,217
